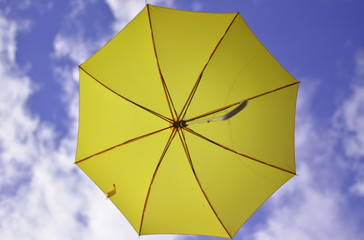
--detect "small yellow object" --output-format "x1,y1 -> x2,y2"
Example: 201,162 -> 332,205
106,184 -> 116,199
75,4 -> 299,239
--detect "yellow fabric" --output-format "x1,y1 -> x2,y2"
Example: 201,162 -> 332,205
76,4 -> 299,238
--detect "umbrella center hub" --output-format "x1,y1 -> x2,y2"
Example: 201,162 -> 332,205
173,120 -> 187,128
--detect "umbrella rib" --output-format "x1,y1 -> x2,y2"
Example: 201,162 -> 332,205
178,12 -> 240,121
75,126 -> 172,164
139,128 -> 177,235
79,66 -> 173,123
184,128 -> 296,175
185,81 -> 300,122
146,5 -> 178,121
247,81 -> 300,101
177,129 -> 233,239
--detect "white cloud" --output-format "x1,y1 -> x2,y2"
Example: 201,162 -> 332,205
294,80 -> 319,150
253,184 -> 356,240
53,33 -> 93,64
0,9 -> 121,240
191,1 -> 203,11
339,86 -> 364,158
14,0 -> 53,12
354,48 -> 364,77
0,15 -> 18,63
105,0 -> 175,32
252,161 -> 358,240
0,12 -> 89,240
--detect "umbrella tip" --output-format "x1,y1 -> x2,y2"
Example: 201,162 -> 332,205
106,184 -> 116,199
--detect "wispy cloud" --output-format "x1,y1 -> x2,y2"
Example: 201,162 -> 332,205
191,2 -> 203,11
0,14 -> 38,202
334,48 -> 364,197
105,0 -> 175,32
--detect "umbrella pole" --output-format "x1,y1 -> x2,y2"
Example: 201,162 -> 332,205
183,99 -> 248,127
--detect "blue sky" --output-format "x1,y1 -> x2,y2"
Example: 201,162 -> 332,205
0,0 -> 364,239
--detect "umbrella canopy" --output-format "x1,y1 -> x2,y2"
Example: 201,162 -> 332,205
76,4 -> 299,239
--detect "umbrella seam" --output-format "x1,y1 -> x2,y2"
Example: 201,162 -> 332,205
75,126 -> 172,164
178,12 -> 240,121
79,66 -> 172,123
146,5 -> 179,121
178,129 -> 232,238
184,128 -> 296,175
138,128 -> 177,235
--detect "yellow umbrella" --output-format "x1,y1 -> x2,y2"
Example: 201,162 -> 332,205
76,4 -> 299,239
